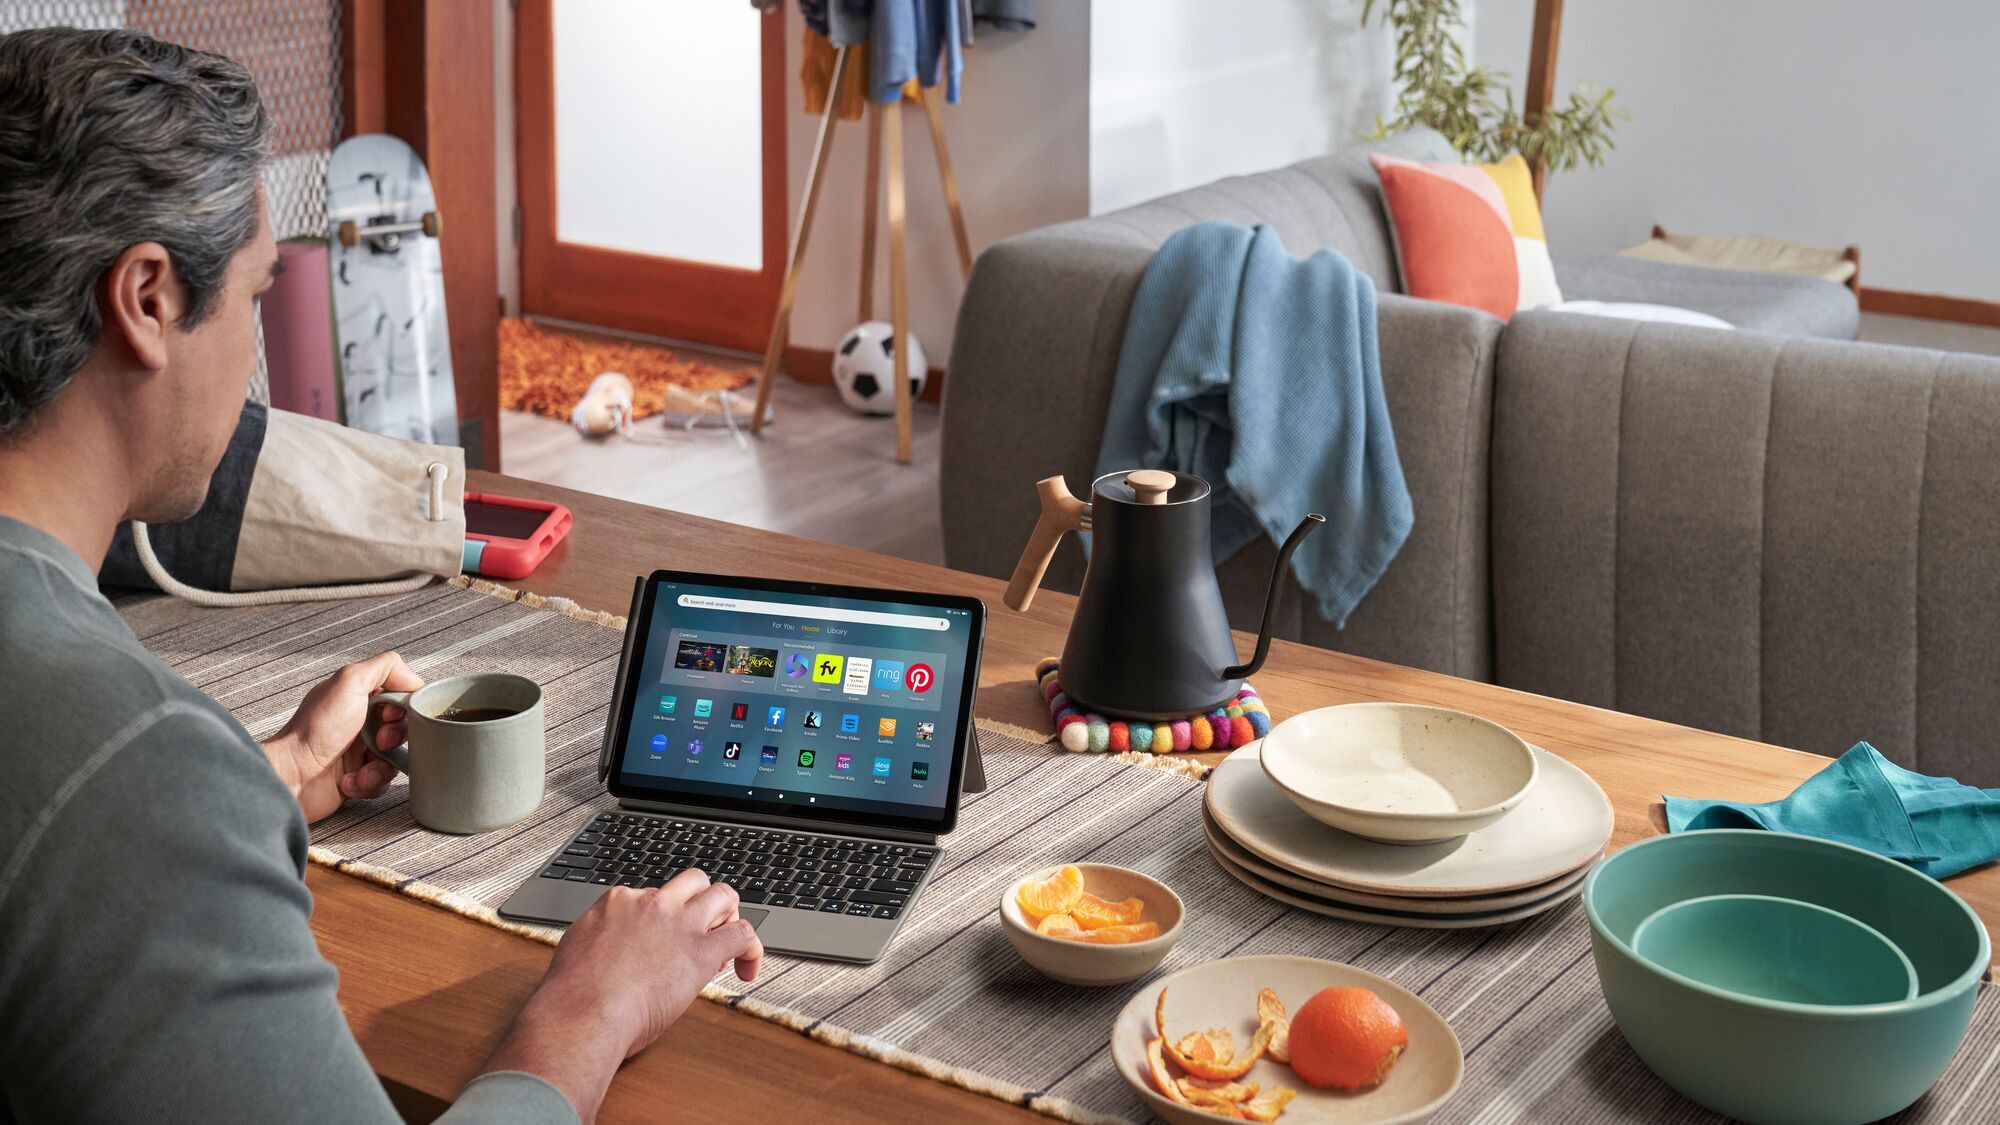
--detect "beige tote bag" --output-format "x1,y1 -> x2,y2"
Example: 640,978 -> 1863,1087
103,404 -> 466,604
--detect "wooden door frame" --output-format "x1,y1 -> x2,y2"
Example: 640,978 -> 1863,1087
514,0 -> 787,353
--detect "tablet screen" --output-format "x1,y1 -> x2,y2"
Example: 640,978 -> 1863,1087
611,573 -> 983,831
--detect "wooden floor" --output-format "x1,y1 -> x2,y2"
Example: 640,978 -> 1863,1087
500,375 -> 947,566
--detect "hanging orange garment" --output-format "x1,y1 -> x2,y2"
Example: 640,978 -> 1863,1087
800,29 -> 872,120
800,29 -> 920,121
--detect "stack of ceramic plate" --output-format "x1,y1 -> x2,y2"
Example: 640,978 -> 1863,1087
1203,715 -> 1614,929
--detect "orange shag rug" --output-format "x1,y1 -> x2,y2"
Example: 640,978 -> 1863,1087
498,318 -> 754,422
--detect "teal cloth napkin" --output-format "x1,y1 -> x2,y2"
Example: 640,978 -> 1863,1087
1666,743 -> 2000,878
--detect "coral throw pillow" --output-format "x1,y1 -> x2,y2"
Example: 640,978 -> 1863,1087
1371,152 -> 1562,320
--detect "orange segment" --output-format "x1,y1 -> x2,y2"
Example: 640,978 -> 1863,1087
1070,920 -> 1161,944
1286,986 -> 1409,1090
1175,1031 -> 1221,1063
1015,865 -> 1085,921
1072,892 -> 1147,929
1035,912 -> 1081,937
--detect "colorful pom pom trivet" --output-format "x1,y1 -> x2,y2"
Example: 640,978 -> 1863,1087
1037,657 -> 1270,754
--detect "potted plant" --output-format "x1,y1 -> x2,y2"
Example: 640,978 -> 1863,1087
1363,0 -> 1626,176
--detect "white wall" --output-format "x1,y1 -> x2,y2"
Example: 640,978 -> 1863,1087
1089,0 -> 1393,215
780,1 -> 1093,362
1477,0 -> 2000,300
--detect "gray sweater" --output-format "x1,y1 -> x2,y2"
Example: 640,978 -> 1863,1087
0,517 -> 575,1124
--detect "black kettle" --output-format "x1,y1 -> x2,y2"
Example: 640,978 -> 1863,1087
1005,469 -> 1323,719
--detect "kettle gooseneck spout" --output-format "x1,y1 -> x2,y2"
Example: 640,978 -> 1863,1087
1222,513 -> 1325,681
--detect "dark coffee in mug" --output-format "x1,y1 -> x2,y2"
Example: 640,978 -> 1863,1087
436,706 -> 522,723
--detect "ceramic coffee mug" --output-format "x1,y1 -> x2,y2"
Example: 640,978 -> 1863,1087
363,672 -> 546,834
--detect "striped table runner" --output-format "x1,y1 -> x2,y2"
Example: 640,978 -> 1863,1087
119,580 -> 2000,1124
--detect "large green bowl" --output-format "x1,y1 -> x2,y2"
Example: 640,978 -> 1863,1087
1584,830 -> 1989,1125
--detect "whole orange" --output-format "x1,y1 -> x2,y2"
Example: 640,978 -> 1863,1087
1285,986 -> 1409,1090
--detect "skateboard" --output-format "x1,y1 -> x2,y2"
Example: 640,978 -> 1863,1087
326,133 -> 459,446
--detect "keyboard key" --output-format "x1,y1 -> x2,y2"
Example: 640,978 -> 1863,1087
745,865 -> 769,879
774,882 -> 797,895
897,857 -> 930,871
553,856 -> 595,869
737,888 -> 770,905
873,865 -> 897,879
818,872 -> 843,886
819,900 -> 845,914
621,862 -> 650,875
846,902 -> 873,917
641,878 -> 666,889
873,906 -> 900,920
913,847 -> 938,858
889,845 -> 911,855
795,896 -> 821,909
868,878 -> 911,893
591,872 -> 617,885
769,894 -> 795,908
718,862 -> 743,875
844,876 -> 869,890
594,858 -> 622,871
619,815 -> 640,825
539,866 -> 568,879
617,876 -> 644,887
576,832 -> 602,845
647,866 -> 670,879
562,845 -> 594,857
850,890 -> 907,907
564,868 -> 592,882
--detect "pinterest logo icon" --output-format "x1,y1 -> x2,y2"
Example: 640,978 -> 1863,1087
906,663 -> 935,693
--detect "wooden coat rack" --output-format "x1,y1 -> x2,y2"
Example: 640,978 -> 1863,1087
750,45 -> 972,464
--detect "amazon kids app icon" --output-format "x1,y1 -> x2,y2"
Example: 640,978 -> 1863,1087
872,660 -> 906,691
812,653 -> 844,684
872,756 -> 892,776
766,705 -> 786,727
723,742 -> 742,760
759,745 -> 779,765
835,752 -> 854,772
785,652 -> 810,679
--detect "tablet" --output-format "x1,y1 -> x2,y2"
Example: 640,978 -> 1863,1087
604,571 -> 987,837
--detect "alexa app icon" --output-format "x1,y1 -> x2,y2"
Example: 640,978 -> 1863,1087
872,756 -> 892,776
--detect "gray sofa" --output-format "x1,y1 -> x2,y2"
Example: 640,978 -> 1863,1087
941,129 -> 2000,782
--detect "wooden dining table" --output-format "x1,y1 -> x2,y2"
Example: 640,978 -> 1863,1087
318,470 -> 2000,1122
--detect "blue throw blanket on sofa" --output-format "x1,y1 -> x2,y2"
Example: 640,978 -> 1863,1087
1095,222 -> 1412,627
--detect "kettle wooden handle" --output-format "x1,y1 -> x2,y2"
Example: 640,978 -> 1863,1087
1005,476 -> 1089,612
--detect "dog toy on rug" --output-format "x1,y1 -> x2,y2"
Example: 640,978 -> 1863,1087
1037,658 -> 1270,754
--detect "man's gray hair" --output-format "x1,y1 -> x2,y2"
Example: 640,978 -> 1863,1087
0,27 -> 269,440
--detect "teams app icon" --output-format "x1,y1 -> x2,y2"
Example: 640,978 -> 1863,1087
687,739 -> 704,755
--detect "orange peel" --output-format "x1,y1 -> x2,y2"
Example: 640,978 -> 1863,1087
1157,987 -> 1274,1080
1145,1038 -> 1189,1104
1256,988 -> 1292,1065
1233,1088 -> 1297,1122
1180,1077 -> 1259,1103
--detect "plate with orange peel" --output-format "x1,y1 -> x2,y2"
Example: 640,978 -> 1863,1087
1111,955 -> 1463,1125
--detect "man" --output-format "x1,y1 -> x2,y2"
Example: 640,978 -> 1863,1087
0,28 -> 761,1123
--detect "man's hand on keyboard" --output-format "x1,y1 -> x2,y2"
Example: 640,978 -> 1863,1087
481,869 -> 765,1120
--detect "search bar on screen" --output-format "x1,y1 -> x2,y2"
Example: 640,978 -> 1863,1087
677,594 -> 950,631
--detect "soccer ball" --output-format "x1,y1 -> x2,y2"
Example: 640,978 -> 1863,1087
831,321 -> 926,415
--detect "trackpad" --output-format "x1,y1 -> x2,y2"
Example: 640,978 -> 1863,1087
739,907 -> 769,930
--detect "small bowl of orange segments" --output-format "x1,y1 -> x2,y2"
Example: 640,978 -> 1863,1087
1002,862 -> 1184,986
